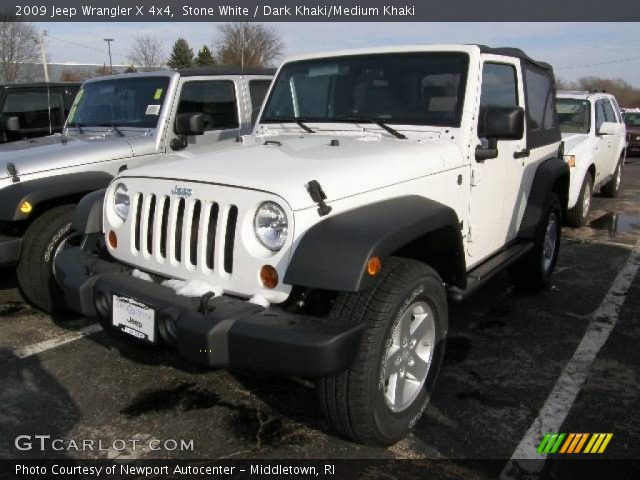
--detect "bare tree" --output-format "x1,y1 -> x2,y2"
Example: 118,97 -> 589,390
127,34 -> 165,71
0,15 -> 39,82
214,23 -> 284,68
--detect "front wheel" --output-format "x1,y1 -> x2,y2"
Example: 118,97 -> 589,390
566,172 -> 592,227
510,194 -> 561,292
317,257 -> 448,446
17,205 -> 81,313
601,157 -> 623,198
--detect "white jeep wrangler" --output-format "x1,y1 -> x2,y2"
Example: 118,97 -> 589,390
556,91 -> 626,226
55,45 -> 568,445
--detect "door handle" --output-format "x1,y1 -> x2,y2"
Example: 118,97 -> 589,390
513,148 -> 530,159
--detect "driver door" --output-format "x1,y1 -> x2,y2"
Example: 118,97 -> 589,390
467,58 -> 525,266
169,78 -> 242,149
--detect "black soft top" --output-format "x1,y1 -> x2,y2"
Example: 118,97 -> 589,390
476,45 -> 553,72
178,66 -> 276,77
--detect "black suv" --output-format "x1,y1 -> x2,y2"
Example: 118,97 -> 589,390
0,83 -> 81,144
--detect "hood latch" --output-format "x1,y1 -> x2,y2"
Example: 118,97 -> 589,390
7,163 -> 20,183
306,180 -> 332,217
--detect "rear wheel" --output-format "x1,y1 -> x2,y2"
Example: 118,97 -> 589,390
510,194 -> 561,292
17,205 -> 81,313
566,172 -> 592,227
601,157 -> 623,197
317,257 -> 447,446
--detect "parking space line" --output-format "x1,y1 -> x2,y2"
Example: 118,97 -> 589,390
501,240 -> 640,478
12,323 -> 103,359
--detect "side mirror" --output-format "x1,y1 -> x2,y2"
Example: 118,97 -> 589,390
476,106 -> 525,161
175,113 -> 205,136
1,116 -> 20,132
598,121 -> 617,136
482,106 -> 525,140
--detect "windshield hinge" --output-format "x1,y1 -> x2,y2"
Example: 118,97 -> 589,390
306,180 -> 332,217
471,168 -> 480,187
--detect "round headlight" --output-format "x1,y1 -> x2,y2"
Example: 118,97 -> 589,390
113,183 -> 130,221
254,202 -> 288,251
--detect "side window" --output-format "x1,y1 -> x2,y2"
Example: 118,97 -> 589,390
523,67 -> 556,131
479,63 -> 518,136
177,81 -> 239,131
248,80 -> 271,124
595,100 -> 606,132
1,91 -> 64,130
602,99 -> 616,123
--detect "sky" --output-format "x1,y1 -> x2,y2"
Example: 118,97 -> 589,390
38,22 -> 640,86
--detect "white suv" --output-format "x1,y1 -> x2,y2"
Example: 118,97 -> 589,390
56,45 -> 568,445
556,91 -> 626,226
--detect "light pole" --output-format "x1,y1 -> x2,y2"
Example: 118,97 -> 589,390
103,38 -> 114,73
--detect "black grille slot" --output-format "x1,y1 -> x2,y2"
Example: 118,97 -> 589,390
189,200 -> 201,266
206,203 -> 219,270
146,195 -> 156,255
224,206 -> 238,274
134,193 -> 143,252
159,197 -> 169,258
174,198 -> 185,262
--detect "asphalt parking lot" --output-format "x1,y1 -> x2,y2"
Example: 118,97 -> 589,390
1,160 -> 639,471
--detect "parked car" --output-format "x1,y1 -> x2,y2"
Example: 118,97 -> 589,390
55,45 -> 568,445
556,91 -> 626,226
0,82 -> 80,143
0,67 -> 274,312
623,108 -> 640,156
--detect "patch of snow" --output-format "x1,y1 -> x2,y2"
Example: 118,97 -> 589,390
248,294 -> 270,308
131,269 -> 153,282
161,279 -> 223,298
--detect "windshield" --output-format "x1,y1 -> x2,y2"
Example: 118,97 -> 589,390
624,113 -> 640,127
261,52 -> 469,128
556,98 -> 591,134
67,76 -> 170,129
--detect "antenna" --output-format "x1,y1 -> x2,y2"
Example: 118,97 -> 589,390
36,30 -> 53,135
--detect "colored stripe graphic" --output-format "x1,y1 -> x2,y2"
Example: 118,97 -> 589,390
539,433 -> 613,454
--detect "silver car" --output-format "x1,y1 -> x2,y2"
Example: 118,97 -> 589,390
0,67 -> 273,313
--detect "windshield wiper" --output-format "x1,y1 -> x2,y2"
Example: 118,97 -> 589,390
268,116 -> 315,133
96,122 -> 125,137
66,122 -> 84,134
332,115 -> 407,139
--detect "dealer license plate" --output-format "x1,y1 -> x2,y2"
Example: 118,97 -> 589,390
112,295 -> 156,343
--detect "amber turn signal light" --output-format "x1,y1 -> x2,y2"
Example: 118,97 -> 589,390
367,256 -> 382,276
19,201 -> 32,214
260,265 -> 278,289
107,230 -> 118,249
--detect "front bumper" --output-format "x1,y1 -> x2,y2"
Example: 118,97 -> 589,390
54,247 -> 364,377
0,235 -> 22,268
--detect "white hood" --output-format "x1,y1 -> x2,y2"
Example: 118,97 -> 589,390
561,132 -> 588,154
119,133 -> 463,210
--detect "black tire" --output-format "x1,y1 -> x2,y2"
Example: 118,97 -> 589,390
601,157 -> 623,198
566,172 -> 592,227
509,194 -> 562,292
16,205 -> 80,313
317,257 -> 448,446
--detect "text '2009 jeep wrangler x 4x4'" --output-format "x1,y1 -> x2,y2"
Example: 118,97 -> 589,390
56,45 -> 568,445
0,67 -> 273,312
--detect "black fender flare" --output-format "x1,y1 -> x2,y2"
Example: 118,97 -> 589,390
0,171 -> 113,221
284,196 -> 466,292
517,157 -> 569,240
73,189 -> 106,235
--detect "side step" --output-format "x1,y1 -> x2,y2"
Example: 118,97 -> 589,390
447,241 -> 534,302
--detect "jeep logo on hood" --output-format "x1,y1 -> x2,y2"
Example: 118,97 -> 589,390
171,186 -> 193,198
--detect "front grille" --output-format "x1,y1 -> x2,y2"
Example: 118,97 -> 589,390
132,193 -> 238,273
